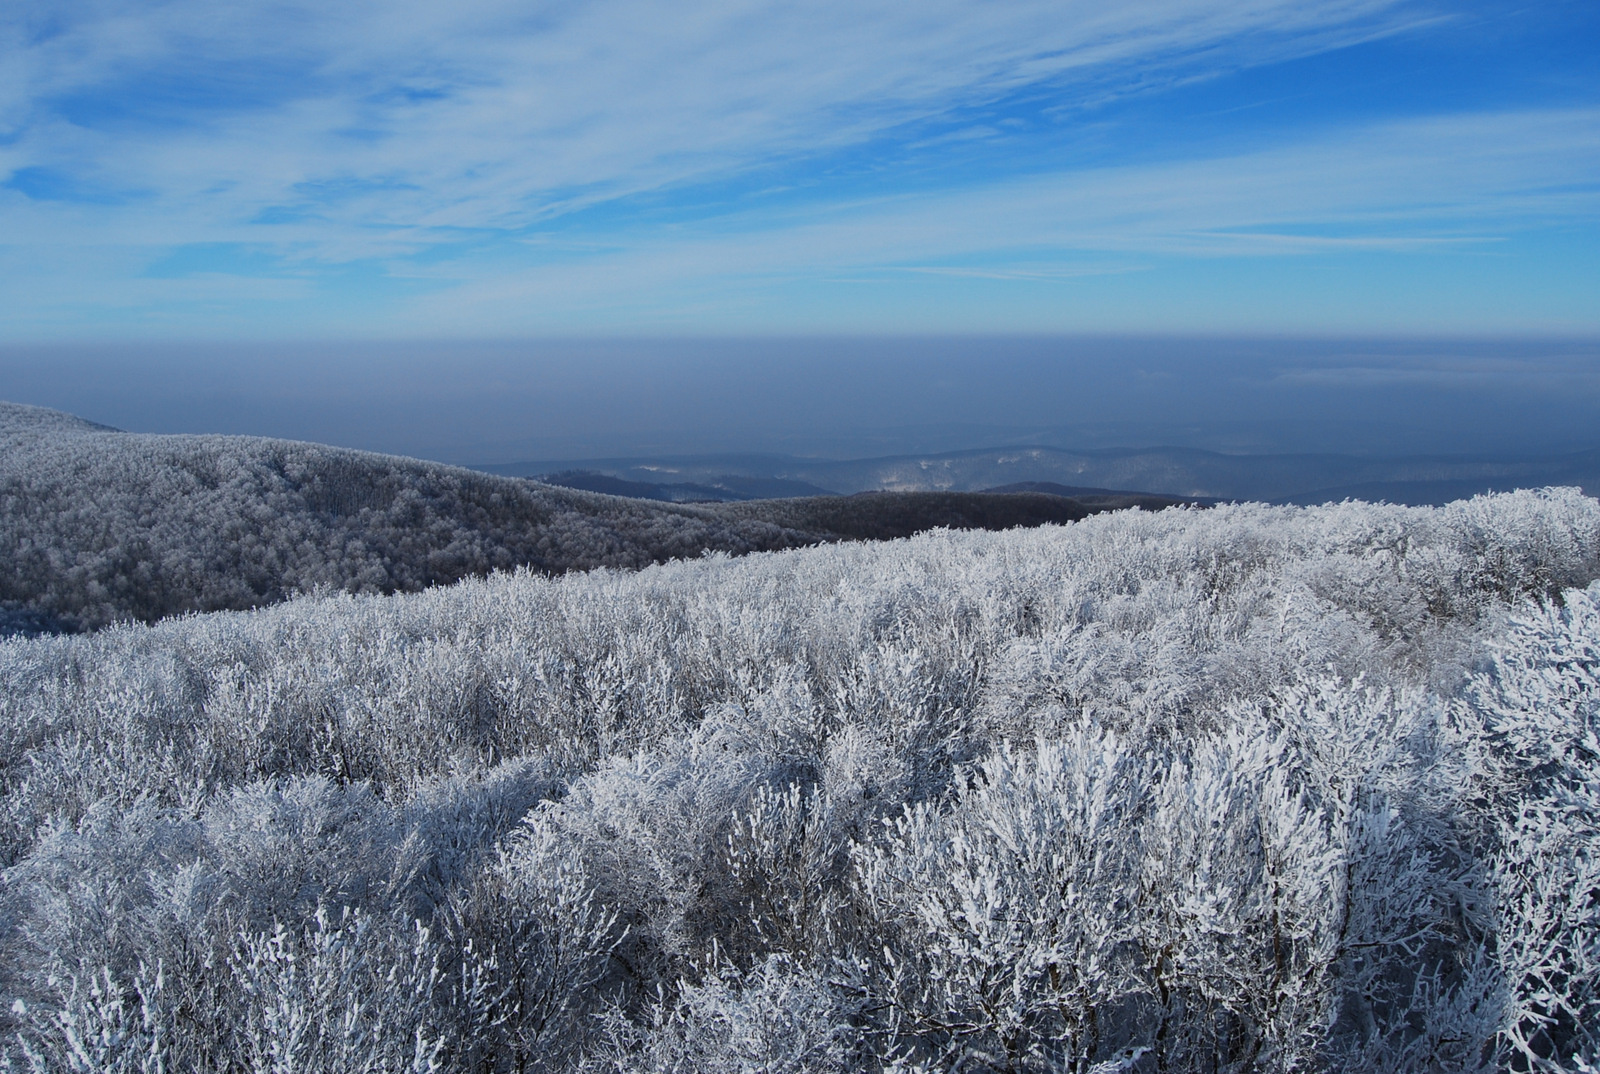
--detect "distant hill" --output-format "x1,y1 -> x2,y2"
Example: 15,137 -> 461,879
1,403 -> 1176,632
537,469 -> 836,502
0,403 -> 832,631
535,470 -> 1205,513
980,481 -> 1213,510
484,445 -> 1600,504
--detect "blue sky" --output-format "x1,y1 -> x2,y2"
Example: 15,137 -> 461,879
1,0 -> 1597,338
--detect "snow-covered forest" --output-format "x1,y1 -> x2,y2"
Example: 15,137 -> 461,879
2,487 -> 1597,1071
0,401 -> 813,632
0,402 -> 1094,634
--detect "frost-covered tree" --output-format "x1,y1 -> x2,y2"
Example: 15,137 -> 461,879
0,401 -> 1095,633
0,488 -> 1597,1071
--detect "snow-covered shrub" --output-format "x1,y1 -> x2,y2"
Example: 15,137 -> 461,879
585,956 -> 861,1074
1467,583 -> 1600,1071
8,962 -> 172,1074
227,909 -> 444,1074
0,490 -> 1595,1071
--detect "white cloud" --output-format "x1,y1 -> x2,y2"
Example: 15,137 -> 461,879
3,101 -> 1595,334
4,1 -> 1596,335
2,0 -> 1418,245
389,107 -> 1600,328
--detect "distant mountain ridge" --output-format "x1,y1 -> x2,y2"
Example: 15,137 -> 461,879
484,444 -> 1600,505
537,469 -> 836,502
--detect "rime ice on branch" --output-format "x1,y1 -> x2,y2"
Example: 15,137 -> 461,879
1,489 -> 1597,1071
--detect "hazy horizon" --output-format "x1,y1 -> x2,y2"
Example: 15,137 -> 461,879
4,335 -> 1599,466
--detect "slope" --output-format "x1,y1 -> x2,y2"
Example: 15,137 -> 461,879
0,402 -> 827,630
2,403 -> 1184,632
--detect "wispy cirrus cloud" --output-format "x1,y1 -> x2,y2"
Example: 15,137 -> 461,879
3,0 -> 1419,239
1,0 -> 1596,335
387,107 -> 1600,330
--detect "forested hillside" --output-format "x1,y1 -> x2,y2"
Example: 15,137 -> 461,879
0,402 -> 821,631
1,489 -> 1596,1072
1,403 -> 1111,633
710,490 -> 1103,542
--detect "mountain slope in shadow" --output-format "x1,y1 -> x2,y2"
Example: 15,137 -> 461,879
0,403 -> 824,630
3,403 -> 1183,632
487,445 -> 1600,504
